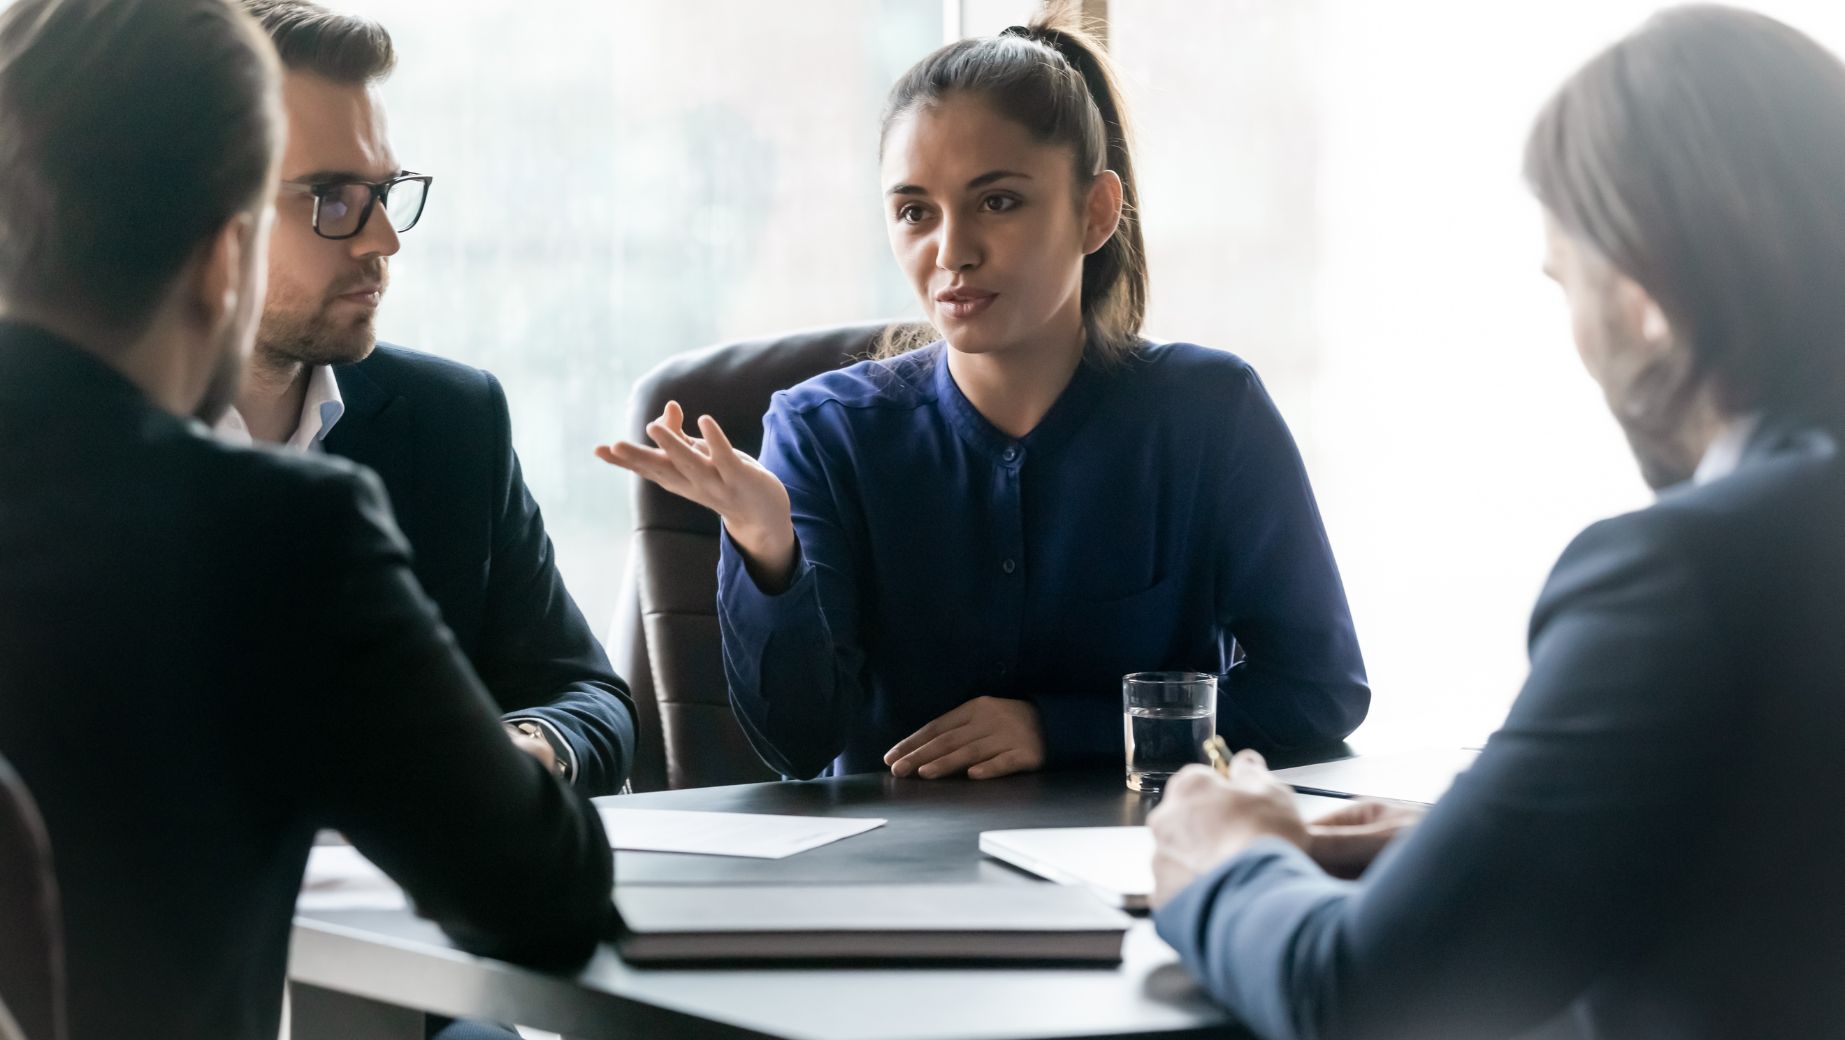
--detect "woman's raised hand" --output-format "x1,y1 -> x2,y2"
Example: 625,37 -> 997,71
595,401 -> 798,586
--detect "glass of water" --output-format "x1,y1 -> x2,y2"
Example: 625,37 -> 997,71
1122,672 -> 1218,792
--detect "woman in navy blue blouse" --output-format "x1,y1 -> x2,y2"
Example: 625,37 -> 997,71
599,14 -> 1368,782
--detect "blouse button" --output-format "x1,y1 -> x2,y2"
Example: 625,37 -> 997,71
1001,446 -> 1019,462
1001,558 -> 1017,574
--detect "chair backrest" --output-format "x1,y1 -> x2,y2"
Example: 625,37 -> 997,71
0,755 -> 64,1040
610,322 -> 892,790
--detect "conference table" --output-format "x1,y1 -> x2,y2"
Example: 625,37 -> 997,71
289,751 -> 1352,1040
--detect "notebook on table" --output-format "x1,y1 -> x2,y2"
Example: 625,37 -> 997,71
613,883 -> 1132,965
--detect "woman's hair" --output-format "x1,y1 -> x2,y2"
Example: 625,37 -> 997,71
876,3 -> 1147,364
1526,4 -> 1845,424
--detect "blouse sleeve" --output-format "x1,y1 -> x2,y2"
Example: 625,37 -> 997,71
1211,365 -> 1369,751
718,397 -> 871,780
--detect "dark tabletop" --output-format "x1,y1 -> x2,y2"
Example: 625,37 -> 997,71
292,760 -> 1352,1040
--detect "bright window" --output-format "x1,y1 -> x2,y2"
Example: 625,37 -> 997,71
360,0 -> 1845,746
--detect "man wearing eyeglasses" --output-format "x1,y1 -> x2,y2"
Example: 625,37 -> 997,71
227,2 -> 637,801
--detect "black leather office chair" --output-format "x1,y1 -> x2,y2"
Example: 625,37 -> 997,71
609,322 -> 897,790
0,755 -> 64,1040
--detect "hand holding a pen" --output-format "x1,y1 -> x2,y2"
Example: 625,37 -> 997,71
1146,746 -> 1308,908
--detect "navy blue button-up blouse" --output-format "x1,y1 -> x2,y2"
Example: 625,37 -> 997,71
717,340 -> 1369,780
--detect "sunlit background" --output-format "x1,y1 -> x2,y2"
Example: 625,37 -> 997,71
355,0 -> 1845,750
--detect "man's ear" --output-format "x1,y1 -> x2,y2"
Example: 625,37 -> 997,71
1615,274 -> 1674,355
191,212 -> 255,333
1082,169 -> 1124,256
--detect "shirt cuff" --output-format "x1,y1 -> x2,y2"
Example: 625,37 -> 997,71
715,525 -> 820,643
503,715 -> 578,785
1152,835 -> 1322,959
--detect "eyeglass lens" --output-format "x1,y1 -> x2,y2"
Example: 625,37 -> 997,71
316,178 -> 429,237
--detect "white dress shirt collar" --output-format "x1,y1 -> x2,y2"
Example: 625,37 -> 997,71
214,364 -> 345,452
1692,413 -> 1761,486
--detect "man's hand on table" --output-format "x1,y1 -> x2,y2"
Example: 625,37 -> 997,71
1306,798 -> 1426,879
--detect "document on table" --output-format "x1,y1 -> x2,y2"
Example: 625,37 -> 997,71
981,826 -> 1155,910
299,845 -> 406,911
1271,749 -> 1480,806
980,790 -> 1358,910
596,807 -> 887,859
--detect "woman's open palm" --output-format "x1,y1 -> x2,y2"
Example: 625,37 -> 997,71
595,401 -> 792,547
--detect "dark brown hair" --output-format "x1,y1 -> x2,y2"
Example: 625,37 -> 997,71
877,3 -> 1147,363
0,0 -> 281,334
240,0 -> 395,83
1526,4 -> 1845,424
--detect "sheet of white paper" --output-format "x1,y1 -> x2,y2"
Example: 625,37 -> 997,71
596,807 -> 886,859
1272,749 -> 1480,806
298,845 -> 406,911
980,793 -> 1343,908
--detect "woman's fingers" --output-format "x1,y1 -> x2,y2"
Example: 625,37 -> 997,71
884,712 -> 949,765
598,405 -> 775,526
890,724 -> 976,778
597,440 -> 670,475
884,701 -> 974,766
967,749 -> 1032,780
699,414 -> 740,465
596,441 -> 697,495
620,406 -> 766,495
915,735 -> 1001,780
648,415 -> 715,477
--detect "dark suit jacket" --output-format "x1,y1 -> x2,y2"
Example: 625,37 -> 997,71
1155,417 -> 1845,1039
0,324 -> 615,1040
324,344 -> 636,794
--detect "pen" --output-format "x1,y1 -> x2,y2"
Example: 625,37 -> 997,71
1202,735 -> 1232,778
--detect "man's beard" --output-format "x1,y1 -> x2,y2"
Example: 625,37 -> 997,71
1597,320 -> 1705,491
1618,421 -> 1700,491
258,266 -> 386,368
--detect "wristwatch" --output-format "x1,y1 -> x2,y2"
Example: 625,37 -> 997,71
513,721 -> 572,782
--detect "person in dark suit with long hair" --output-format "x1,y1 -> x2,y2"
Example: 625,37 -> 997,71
1146,7 -> 1845,1038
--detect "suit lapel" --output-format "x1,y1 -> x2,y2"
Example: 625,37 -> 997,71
324,360 -> 417,531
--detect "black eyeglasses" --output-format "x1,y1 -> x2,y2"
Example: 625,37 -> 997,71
280,172 -> 433,240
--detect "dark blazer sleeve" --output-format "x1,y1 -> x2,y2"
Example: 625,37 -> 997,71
1152,509 -> 1735,1040
291,466 -> 614,965
475,371 -> 638,796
